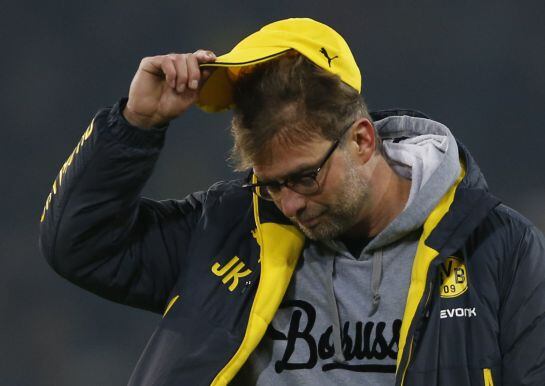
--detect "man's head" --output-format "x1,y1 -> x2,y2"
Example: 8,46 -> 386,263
231,54 -> 382,240
197,18 -> 387,240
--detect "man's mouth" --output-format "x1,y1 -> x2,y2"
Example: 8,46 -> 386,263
297,212 -> 324,228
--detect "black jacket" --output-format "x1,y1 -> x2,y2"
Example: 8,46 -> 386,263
39,100 -> 545,385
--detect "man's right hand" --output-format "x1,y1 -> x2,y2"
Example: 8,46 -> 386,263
123,50 -> 216,129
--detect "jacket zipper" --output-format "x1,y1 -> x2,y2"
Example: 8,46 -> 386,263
483,368 -> 494,386
399,279 -> 434,385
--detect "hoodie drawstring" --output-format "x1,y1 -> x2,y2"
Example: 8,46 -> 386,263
368,249 -> 383,317
326,255 -> 347,363
326,246 -> 384,362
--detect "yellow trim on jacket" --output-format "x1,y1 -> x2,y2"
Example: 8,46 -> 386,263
397,165 -> 466,383
210,187 -> 305,385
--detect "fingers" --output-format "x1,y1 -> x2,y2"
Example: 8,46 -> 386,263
169,54 -> 188,93
193,50 -> 216,85
139,51 -> 216,93
162,57 -> 177,89
185,54 -> 201,91
193,49 -> 216,63
139,56 -> 177,88
150,51 -> 215,93
186,50 -> 216,90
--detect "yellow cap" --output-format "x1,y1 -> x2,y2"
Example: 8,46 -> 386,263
197,18 -> 361,112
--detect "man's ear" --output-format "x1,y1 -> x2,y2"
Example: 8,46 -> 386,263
349,118 -> 376,164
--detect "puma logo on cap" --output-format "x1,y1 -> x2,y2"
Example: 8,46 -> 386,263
319,47 -> 339,67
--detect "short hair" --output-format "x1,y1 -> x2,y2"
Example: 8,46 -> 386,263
229,53 -> 374,171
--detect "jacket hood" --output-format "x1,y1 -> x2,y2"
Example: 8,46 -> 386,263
364,114 -> 463,252
370,109 -> 489,192
457,141 -> 489,191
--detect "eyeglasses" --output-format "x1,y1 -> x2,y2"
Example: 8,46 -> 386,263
243,120 -> 355,201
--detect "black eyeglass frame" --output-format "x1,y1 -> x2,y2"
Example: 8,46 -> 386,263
242,120 -> 356,201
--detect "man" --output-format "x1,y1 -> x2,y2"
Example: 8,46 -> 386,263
39,18 -> 545,385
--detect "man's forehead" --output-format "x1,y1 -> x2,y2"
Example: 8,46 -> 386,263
258,126 -> 325,158
252,137 -> 331,181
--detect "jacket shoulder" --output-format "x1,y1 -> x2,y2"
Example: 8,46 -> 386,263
199,178 -> 249,206
478,203 -> 545,297
490,203 -> 536,228
479,203 -> 543,255
483,203 -> 543,250
177,178 -> 252,224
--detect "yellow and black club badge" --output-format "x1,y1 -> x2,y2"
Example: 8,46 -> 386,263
439,256 -> 468,298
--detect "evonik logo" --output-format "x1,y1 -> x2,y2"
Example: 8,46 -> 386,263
440,307 -> 477,319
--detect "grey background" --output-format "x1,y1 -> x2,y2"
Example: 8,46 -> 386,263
1,1 -> 544,385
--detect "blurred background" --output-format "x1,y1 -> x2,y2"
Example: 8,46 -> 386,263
1,1 -> 544,385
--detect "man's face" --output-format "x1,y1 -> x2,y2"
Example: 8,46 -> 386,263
253,135 -> 369,240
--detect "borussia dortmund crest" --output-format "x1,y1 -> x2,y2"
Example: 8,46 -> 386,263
439,256 -> 468,298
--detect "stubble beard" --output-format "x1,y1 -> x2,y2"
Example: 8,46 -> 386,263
291,163 -> 369,241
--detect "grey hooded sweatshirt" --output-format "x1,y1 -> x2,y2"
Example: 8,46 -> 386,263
232,115 -> 462,385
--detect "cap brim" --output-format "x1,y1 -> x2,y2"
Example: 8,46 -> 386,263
197,48 -> 291,112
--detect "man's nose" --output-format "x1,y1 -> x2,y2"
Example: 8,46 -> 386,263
278,187 -> 307,218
